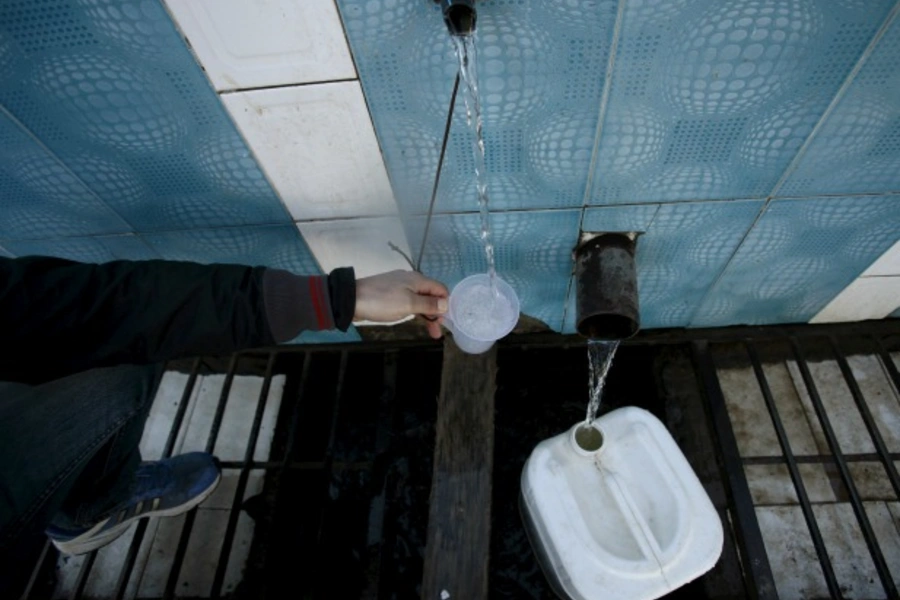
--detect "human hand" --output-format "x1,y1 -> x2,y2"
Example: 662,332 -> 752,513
354,270 -> 449,339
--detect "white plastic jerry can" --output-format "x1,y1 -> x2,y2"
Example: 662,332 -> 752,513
520,406 -> 723,600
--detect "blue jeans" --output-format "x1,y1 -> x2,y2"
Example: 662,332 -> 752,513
0,363 -> 163,594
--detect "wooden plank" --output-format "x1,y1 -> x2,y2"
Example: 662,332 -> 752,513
422,339 -> 497,600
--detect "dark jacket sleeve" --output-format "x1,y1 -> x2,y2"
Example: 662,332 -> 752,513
0,257 -> 355,384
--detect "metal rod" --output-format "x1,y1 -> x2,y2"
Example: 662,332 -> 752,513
873,335 -> 900,398
257,354 -> 313,589
210,353 -> 277,598
417,74 -> 460,273
163,358 -> 203,456
111,520 -> 148,600
112,358 -> 202,600
314,351 -> 349,548
692,341 -> 778,600
830,336 -> 900,500
789,337 -> 899,599
164,354 -> 240,599
276,354 -> 312,477
228,318 -> 900,354
21,539 -> 51,600
361,351 -> 398,596
745,341 -> 840,597
68,550 -> 96,600
744,453 -> 900,466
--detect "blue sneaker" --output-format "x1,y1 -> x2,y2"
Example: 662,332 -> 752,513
46,452 -> 221,555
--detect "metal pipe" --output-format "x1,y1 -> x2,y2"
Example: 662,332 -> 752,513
436,0 -> 476,37
574,233 -> 640,340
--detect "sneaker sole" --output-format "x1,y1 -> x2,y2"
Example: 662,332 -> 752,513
51,471 -> 222,556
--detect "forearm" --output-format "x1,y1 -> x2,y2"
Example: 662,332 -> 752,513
0,257 -> 355,383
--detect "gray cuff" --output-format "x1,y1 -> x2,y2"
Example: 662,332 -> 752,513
263,269 -> 335,343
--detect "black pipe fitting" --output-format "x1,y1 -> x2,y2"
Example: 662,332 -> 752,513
436,0 -> 477,37
574,233 -> 640,340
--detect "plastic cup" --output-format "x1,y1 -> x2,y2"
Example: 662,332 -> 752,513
445,273 -> 519,354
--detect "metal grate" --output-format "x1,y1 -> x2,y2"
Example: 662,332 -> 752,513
696,332 -> 900,600
16,320 -> 900,599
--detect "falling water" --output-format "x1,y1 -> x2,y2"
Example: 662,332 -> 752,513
585,340 -> 620,425
452,35 -> 496,284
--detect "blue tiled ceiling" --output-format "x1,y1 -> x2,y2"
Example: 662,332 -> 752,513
0,0 -> 304,254
339,0 -> 900,329
694,196 -> 900,326
0,0 -> 899,337
0,0 -> 360,343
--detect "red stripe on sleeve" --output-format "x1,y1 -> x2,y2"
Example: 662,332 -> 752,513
308,277 -> 327,330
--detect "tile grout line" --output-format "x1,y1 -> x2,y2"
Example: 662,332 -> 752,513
686,1 -> 900,329
4,191 -> 899,245
0,104 -> 136,236
684,199 -> 770,328
562,0 -> 628,332
289,0 -> 409,274
155,0 -> 299,235
218,77 -> 359,95
768,0 -> 900,199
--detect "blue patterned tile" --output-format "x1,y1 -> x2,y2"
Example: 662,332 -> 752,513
0,115 -> 130,239
142,225 -> 321,274
780,15 -> 900,196
582,204 -> 660,233
586,0 -> 896,203
1,234 -> 158,263
337,0 -> 616,214
694,196 -> 900,327
0,0 -> 290,238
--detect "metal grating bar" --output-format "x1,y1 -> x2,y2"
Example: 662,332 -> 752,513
210,353 -> 277,598
829,336 -> 900,501
789,337 -> 899,600
692,341 -> 777,600
745,341 -> 841,597
251,352 -> 311,593
873,335 -> 900,398
111,357 -> 202,600
314,351 -> 349,549
744,453 -> 900,465
361,351 -> 398,597
164,354 -> 240,599
278,353 -> 311,478
68,549 -> 96,600
20,540 -> 52,600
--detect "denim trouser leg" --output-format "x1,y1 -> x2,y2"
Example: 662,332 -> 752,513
0,364 -> 163,559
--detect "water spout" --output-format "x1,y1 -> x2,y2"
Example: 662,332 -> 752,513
574,233 -> 640,340
437,0 -> 477,37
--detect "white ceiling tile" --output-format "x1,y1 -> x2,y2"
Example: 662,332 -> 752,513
297,217 -> 412,278
860,240 -> 900,277
222,82 -> 398,220
811,276 -> 900,323
163,0 -> 356,91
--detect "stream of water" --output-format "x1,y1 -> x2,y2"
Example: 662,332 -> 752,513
452,35 -> 496,285
585,340 -> 620,425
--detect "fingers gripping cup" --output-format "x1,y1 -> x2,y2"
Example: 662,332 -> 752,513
445,273 -> 520,354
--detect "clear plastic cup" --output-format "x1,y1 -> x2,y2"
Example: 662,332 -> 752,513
445,273 -> 520,354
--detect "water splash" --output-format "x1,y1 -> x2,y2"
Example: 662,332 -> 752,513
452,35 -> 496,285
585,340 -> 619,425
